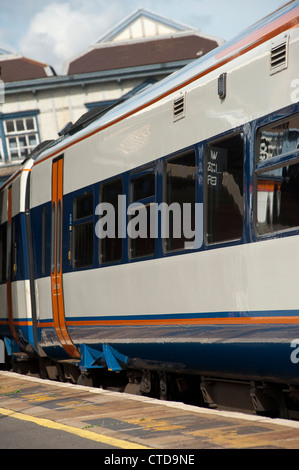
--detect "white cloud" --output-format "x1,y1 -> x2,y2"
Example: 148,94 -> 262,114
17,0 -> 285,74
19,1 -> 124,73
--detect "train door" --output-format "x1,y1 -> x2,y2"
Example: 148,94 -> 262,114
51,156 -> 80,359
6,185 -> 24,351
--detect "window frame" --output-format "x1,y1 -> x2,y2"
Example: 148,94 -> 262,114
0,112 -> 40,163
4,117 -> 37,134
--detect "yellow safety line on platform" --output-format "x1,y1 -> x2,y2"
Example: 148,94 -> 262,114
0,407 -> 149,449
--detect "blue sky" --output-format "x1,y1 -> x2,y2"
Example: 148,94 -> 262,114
0,0 -> 286,73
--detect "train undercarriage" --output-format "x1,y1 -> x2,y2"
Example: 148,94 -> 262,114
2,350 -> 299,421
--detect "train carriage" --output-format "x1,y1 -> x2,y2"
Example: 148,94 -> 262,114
2,1 -> 299,416
0,159 -> 38,355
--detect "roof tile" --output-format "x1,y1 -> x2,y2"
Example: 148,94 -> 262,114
0,57 -> 50,83
67,35 -> 219,75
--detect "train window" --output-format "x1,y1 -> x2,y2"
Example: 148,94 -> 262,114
131,172 -> 155,201
256,163 -> 299,234
73,221 -> 93,268
57,200 -> 62,272
255,115 -> 299,235
0,224 -> 6,282
205,133 -> 244,244
99,178 -> 123,264
51,203 -> 56,274
257,115 -> 299,162
73,192 -> 94,269
164,151 -> 196,252
11,219 -> 17,281
129,169 -> 155,259
74,193 -> 93,220
42,206 -> 47,275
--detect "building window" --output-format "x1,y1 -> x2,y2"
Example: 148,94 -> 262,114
73,192 -> 94,269
255,114 -> 299,235
4,116 -> 39,161
205,133 -> 244,244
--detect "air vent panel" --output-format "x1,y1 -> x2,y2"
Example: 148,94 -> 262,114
270,36 -> 288,75
173,94 -> 186,122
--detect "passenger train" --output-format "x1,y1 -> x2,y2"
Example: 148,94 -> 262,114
2,1 -> 299,417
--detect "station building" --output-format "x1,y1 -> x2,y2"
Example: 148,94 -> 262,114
0,9 -> 222,186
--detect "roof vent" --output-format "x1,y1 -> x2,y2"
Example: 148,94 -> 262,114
173,94 -> 186,122
270,35 -> 288,75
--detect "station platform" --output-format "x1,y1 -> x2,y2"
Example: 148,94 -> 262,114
1,370 -> 299,449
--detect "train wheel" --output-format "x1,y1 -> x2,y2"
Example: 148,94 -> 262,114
77,373 -> 94,387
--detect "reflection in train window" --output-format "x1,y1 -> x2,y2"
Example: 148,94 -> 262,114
256,162 -> 299,234
205,133 -> 244,244
164,151 -> 196,252
256,114 -> 299,235
257,114 -> 299,162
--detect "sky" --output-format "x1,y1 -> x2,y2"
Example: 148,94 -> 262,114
0,0 -> 287,74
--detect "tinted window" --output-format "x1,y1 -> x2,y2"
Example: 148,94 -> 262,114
42,206 -> 47,275
73,193 -> 94,269
205,134 -> 244,244
256,115 -> 299,235
129,170 -> 155,259
73,222 -> 94,268
0,224 -> 6,282
131,173 -> 155,201
256,162 -> 299,234
257,115 -> 299,162
99,178 -> 123,264
164,151 -> 196,251
74,193 -> 93,220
